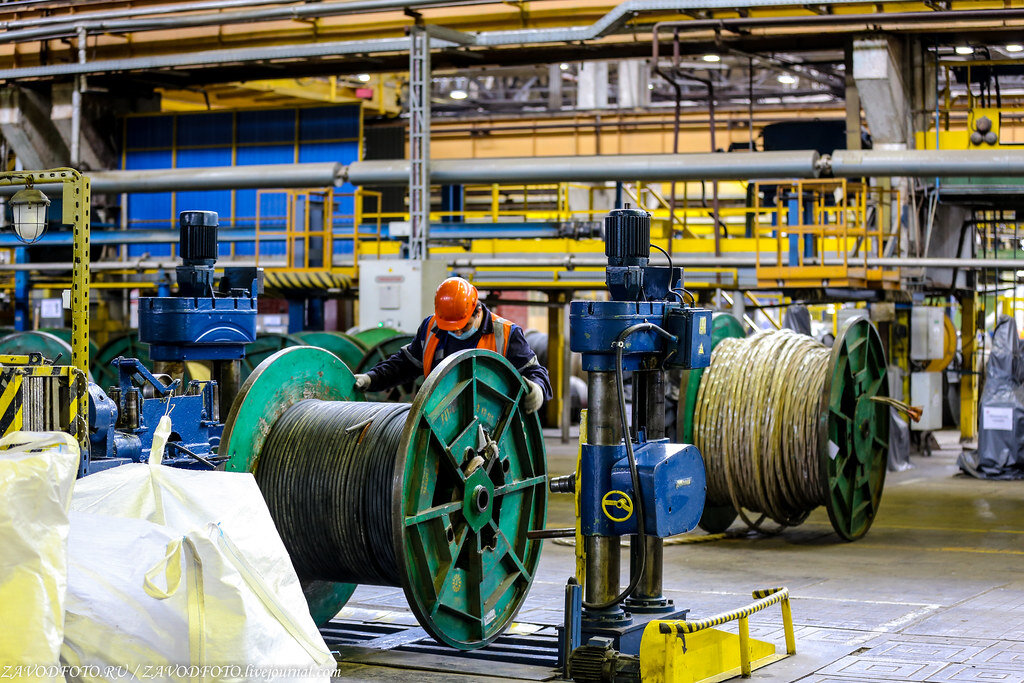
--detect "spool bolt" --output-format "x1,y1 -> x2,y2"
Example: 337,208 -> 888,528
473,485 -> 491,514
549,474 -> 576,493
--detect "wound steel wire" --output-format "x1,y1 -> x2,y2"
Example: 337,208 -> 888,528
256,399 -> 410,586
693,330 -> 830,531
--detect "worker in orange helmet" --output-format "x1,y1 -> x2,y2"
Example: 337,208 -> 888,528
354,277 -> 551,413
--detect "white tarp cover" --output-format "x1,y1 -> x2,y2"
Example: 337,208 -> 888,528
63,416 -> 334,682
0,432 -> 80,682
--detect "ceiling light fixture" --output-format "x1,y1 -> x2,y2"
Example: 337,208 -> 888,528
777,74 -> 797,85
955,46 -> 974,55
702,54 -> 721,63
450,89 -> 468,100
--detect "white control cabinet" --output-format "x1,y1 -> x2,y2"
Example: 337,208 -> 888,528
910,371 -> 944,431
910,307 -> 945,361
358,259 -> 449,334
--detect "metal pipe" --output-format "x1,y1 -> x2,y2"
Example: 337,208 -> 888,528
584,371 -> 623,611
0,0 -> 493,45
829,149 -> 1024,178
347,151 -> 822,185
69,26 -> 86,168
11,149 -> 1021,196
90,163 -> 342,193
0,0 -> 301,31
626,369 -> 668,611
5,1 -> 1003,80
450,255 -> 1024,270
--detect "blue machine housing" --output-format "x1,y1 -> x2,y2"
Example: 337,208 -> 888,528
139,294 -> 257,361
580,439 -> 706,537
569,300 -> 711,372
87,357 -> 222,473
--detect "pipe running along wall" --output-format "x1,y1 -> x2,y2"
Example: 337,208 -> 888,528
29,148 -> 1023,195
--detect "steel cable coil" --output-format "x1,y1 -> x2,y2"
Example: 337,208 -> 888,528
256,399 -> 410,586
693,329 -> 831,532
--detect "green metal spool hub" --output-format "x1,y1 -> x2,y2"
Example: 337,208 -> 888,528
294,330 -> 367,370
819,318 -> 889,541
220,346 -> 548,648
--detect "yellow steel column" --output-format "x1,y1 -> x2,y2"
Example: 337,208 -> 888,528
545,293 -> 566,434
961,294 -> 978,440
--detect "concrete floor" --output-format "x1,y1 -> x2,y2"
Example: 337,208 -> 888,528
331,429 -> 1024,682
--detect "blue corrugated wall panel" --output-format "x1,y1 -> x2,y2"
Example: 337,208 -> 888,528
123,105 -> 362,260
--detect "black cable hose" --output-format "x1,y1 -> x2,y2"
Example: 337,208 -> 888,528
256,399 -> 410,586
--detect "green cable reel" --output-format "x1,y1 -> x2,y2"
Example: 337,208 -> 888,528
221,346 -> 547,648
819,318 -> 889,541
684,317 -> 889,541
241,332 -> 305,380
352,326 -> 401,348
356,334 -> 420,402
294,331 -> 368,370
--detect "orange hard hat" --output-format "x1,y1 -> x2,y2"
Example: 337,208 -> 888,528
434,277 -> 479,331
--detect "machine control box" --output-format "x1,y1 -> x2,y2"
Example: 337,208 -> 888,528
580,440 -> 707,538
663,307 -> 712,369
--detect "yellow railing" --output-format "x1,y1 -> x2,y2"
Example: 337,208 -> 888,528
752,179 -> 899,285
641,586 -> 795,682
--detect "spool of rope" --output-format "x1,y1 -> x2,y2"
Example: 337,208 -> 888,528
220,346 -> 548,649
690,320 -> 889,541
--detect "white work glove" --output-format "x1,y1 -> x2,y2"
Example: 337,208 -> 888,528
354,374 -> 372,391
523,380 -> 544,414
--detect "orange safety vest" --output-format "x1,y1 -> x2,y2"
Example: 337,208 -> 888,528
422,312 -> 513,376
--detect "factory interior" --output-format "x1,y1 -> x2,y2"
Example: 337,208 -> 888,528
2,1 -> 1024,682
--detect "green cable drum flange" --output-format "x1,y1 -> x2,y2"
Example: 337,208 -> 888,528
221,346 -> 547,648
352,326 -> 400,348
295,331 -> 367,369
0,330 -> 74,363
356,334 -> 420,402
676,313 -> 746,534
41,328 -> 100,366
819,318 -> 889,541
220,345 -> 360,625
394,349 -> 547,649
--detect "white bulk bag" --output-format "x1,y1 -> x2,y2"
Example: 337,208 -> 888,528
0,432 -> 79,682
63,416 -> 334,682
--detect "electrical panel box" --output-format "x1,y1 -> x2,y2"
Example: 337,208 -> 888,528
358,259 -> 449,334
910,307 -> 945,361
910,371 -> 944,431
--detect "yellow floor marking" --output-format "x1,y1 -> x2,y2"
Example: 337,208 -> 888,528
803,521 -> 1024,535
853,543 -> 1024,556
